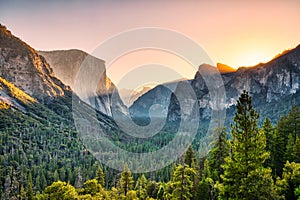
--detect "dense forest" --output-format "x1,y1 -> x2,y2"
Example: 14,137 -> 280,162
1,89 -> 300,199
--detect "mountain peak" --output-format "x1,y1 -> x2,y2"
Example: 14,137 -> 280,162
217,63 -> 236,74
0,24 -> 67,102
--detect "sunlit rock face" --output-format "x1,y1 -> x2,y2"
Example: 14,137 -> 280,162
0,25 -> 66,103
38,49 -> 127,117
130,45 -> 300,124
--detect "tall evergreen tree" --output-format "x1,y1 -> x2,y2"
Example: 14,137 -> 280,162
276,161 -> 300,200
26,173 -> 34,200
218,90 -> 278,199
120,164 -> 134,196
286,134 -> 295,162
135,174 -> 148,200
183,145 -> 198,199
171,164 -> 196,200
292,136 -> 300,163
262,117 -> 274,153
261,117 -> 276,170
196,159 -> 217,200
184,145 -> 196,168
208,127 -> 229,181
286,106 -> 300,139
95,166 -> 105,187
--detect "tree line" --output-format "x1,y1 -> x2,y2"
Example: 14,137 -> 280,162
29,91 -> 300,199
1,91 -> 300,199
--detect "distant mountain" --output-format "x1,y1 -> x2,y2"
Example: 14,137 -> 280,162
38,49 -> 127,117
129,80 -> 185,122
131,45 -> 300,128
119,86 -> 152,106
0,24 -> 119,130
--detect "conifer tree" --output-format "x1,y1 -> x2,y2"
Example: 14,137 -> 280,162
261,117 -> 276,170
276,161 -> 300,200
292,136 -> 300,163
218,90 -> 278,199
286,134 -> 295,162
26,173 -> 34,200
286,106 -> 300,139
171,164 -> 196,200
183,145 -> 198,199
120,164 -> 134,196
196,159 -> 217,200
95,166 -> 105,187
184,145 -> 196,168
135,174 -> 148,200
208,127 -> 229,181
262,117 -> 274,152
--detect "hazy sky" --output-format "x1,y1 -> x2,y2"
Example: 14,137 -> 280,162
1,0 -> 300,89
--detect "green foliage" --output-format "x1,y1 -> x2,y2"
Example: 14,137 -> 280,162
27,173 -> 34,200
276,161 -> 300,200
218,91 -> 278,199
171,164 -> 196,200
208,127 -> 229,181
120,164 -> 134,196
293,136 -> 300,163
184,145 -> 196,168
295,185 -> 300,200
82,179 -> 102,196
95,167 -> 105,187
135,175 -> 147,200
44,181 -> 77,200
1,78 -> 300,200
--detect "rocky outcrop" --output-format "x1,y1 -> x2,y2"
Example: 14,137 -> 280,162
0,24 -> 67,103
217,63 -> 236,74
0,24 -> 120,132
131,45 -> 300,125
38,49 -> 127,117
129,81 -> 183,121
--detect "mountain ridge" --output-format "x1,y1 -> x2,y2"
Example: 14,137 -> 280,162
38,49 -> 127,117
131,44 -> 300,126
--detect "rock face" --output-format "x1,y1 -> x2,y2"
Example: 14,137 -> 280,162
223,45 -> 300,106
217,63 -> 236,74
131,45 -> 300,125
0,24 -> 119,132
120,86 -> 153,107
0,25 -> 67,103
129,81 -> 183,120
38,50 -> 127,117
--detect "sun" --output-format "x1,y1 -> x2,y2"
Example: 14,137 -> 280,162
233,48 -> 273,68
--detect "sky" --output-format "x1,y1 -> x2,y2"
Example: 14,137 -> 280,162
1,0 -> 300,90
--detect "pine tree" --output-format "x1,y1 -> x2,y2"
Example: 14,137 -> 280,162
171,164 -> 196,200
286,134 -> 295,162
262,117 -> 274,152
292,136 -> 300,163
120,164 -> 134,196
18,185 -> 26,200
26,173 -> 34,200
95,166 -> 105,187
82,179 -> 102,196
276,161 -> 300,200
286,106 -> 300,139
135,174 -> 147,200
208,127 -> 229,181
45,181 -> 78,200
261,117 -> 276,170
196,159 -> 217,200
184,145 -> 196,168
218,90 -> 278,199
183,145 -> 198,199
